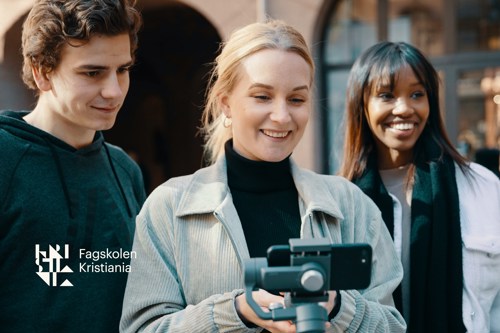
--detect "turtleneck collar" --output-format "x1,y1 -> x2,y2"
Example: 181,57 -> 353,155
224,140 -> 295,193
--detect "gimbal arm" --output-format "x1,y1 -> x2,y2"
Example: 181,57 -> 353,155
243,258 -> 297,321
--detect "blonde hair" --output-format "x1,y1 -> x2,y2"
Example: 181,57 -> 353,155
200,19 -> 315,165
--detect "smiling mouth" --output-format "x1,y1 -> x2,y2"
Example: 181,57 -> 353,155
95,106 -> 119,113
387,122 -> 417,131
262,129 -> 290,138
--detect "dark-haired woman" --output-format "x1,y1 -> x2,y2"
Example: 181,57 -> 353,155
339,41 -> 500,333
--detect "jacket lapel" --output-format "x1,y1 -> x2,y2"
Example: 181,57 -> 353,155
175,157 -> 250,266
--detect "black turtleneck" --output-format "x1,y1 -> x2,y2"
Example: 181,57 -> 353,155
225,140 -> 301,258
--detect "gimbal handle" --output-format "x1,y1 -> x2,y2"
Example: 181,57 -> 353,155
244,258 -> 329,332
244,258 -> 297,321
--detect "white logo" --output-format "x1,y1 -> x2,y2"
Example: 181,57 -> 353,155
35,244 -> 73,287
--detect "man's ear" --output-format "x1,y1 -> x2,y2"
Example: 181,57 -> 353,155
32,66 -> 52,91
219,93 -> 232,118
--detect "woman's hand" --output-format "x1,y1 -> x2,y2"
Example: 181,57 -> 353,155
235,290 -> 337,333
320,290 -> 337,317
235,289 -> 296,333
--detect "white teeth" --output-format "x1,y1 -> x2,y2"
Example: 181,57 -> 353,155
262,130 -> 289,138
390,123 -> 415,130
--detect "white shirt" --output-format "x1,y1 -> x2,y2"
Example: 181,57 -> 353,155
380,166 -> 412,322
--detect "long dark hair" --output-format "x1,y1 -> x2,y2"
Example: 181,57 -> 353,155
338,41 -> 468,180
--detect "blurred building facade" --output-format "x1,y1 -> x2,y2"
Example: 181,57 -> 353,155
1,0 -> 499,192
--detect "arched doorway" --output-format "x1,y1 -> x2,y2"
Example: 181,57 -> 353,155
105,3 -> 221,193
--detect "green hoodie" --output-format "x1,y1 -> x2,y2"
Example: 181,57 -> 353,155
0,110 -> 146,333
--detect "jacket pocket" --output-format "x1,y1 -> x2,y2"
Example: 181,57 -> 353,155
463,235 -> 500,255
462,236 -> 500,332
462,235 -> 500,288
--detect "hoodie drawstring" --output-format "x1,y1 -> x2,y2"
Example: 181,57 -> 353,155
44,137 -> 75,219
44,138 -> 133,220
44,137 -> 79,245
103,143 -> 133,218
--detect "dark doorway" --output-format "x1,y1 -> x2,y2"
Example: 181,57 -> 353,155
1,13 -> 37,110
105,3 -> 221,193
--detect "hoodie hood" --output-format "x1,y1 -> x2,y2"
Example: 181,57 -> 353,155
0,110 -> 105,153
0,110 -> 133,220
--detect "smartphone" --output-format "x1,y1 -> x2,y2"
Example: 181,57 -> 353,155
266,243 -> 372,290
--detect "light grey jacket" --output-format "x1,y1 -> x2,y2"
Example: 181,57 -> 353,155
120,157 -> 406,332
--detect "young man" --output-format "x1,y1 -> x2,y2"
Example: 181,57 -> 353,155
0,1 -> 145,332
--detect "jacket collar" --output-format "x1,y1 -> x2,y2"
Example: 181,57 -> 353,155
290,160 -> 344,220
175,156 -> 344,221
176,157 -> 229,217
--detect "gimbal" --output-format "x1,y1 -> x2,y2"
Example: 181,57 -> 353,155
244,238 -> 372,333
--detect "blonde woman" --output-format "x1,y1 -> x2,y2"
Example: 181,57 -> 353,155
120,20 -> 405,333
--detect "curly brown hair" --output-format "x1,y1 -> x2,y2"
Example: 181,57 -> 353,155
21,0 -> 142,91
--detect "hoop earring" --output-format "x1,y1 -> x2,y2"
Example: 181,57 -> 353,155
223,116 -> 232,128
